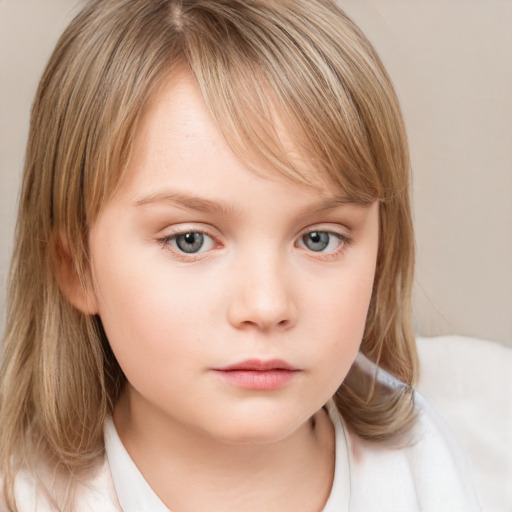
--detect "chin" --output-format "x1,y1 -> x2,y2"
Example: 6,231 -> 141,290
204,411 -> 311,446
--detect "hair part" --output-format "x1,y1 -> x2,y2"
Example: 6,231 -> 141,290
1,1 -> 417,509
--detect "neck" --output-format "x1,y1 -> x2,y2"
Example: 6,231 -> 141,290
113,387 -> 335,512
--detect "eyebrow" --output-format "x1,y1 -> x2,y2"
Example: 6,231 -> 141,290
309,195 -> 371,213
135,190 -> 369,215
135,191 -> 234,215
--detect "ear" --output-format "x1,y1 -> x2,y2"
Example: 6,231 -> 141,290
53,234 -> 99,315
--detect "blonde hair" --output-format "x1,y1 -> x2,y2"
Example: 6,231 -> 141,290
1,0 -> 417,508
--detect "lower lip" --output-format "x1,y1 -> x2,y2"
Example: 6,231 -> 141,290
213,369 -> 299,390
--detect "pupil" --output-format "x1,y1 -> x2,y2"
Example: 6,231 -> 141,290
304,231 -> 329,252
176,232 -> 204,253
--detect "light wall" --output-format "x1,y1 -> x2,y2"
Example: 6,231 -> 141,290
1,1 -> 511,345
341,1 -> 512,345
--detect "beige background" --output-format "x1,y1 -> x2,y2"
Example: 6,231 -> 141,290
1,1 -> 511,346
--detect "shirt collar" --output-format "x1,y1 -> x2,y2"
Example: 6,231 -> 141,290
104,417 -> 169,512
321,399 -> 351,512
103,403 -> 349,512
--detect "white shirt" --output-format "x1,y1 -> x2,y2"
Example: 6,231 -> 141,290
12,357 -> 482,511
103,400 -> 352,512
102,397 -> 481,512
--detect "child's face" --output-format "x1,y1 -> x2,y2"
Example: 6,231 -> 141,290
84,70 -> 379,443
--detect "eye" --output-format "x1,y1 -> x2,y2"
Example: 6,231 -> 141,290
298,231 -> 346,253
163,231 -> 216,254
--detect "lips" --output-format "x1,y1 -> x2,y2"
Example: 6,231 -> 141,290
217,359 -> 298,372
213,359 -> 300,390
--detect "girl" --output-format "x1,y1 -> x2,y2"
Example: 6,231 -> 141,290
0,0 -> 480,510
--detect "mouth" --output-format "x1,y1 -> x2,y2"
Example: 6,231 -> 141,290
212,359 -> 301,391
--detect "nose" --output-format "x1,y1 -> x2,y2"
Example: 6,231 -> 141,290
226,252 -> 298,332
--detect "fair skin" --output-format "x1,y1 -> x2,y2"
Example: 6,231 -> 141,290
70,69 -> 379,511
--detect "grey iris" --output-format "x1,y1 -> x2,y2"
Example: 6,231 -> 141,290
303,232 -> 329,252
176,232 -> 204,253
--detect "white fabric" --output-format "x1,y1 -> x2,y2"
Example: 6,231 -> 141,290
102,410 -> 351,512
417,335 -> 512,512
101,354 -> 481,512
102,400 -> 481,512
320,400 -> 351,512
345,394 -> 480,511
104,418 -> 168,512
341,353 -> 481,512
11,352 -> 483,511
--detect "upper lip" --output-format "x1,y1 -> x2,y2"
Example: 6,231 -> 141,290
215,359 -> 299,371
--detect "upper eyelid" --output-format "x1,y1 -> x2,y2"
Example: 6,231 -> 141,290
160,229 -> 219,247
159,224 -> 219,239
156,223 -> 351,244
297,223 -> 351,238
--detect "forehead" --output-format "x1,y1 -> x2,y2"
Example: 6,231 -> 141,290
121,67 -> 352,202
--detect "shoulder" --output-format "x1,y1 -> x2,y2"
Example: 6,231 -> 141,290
404,393 -> 482,507
417,335 -> 512,511
330,355 -> 483,512
339,393 -> 481,511
2,455 -> 121,512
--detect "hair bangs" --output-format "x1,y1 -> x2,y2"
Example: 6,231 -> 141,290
178,0 -> 384,203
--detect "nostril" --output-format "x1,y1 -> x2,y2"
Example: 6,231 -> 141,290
226,271 -> 298,331
231,311 -> 295,332
240,318 -> 289,328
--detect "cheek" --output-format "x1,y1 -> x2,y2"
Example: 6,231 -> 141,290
312,264 -> 375,333
95,274 -> 211,406
305,263 -> 375,372
91,245 -> 212,375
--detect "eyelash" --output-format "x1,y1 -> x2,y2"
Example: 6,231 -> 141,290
296,231 -> 352,260
157,228 -> 219,262
157,227 -> 352,261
